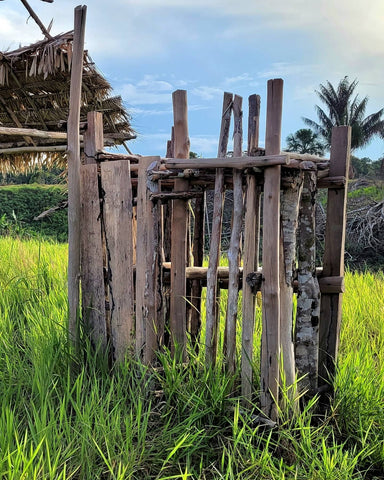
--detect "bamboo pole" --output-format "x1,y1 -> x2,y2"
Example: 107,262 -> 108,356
205,92 -> 233,366
225,94 -> 243,373
67,5 -> 86,349
170,90 -> 190,361
241,94 -> 261,401
260,79 -> 283,422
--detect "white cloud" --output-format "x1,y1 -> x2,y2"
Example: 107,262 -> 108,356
191,86 -> 222,101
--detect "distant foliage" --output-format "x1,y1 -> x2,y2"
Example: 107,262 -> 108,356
285,128 -> 325,156
0,184 -> 67,241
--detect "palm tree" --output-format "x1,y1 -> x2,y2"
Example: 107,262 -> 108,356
285,128 -> 325,156
303,77 -> 384,150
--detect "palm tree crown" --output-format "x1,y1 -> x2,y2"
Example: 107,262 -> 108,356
285,128 -> 325,156
303,76 -> 384,150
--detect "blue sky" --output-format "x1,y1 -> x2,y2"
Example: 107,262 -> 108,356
1,0 -> 384,159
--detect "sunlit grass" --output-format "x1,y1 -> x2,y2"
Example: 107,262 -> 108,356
0,237 -> 383,479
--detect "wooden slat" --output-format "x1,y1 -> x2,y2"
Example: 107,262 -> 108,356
164,154 -> 289,170
67,5 -> 87,348
135,156 -> 162,363
101,161 -> 134,362
80,164 -> 107,349
170,90 -> 190,361
241,94 -> 261,401
318,126 -> 351,389
205,92 -> 233,366
260,79 -> 283,422
225,94 -> 243,373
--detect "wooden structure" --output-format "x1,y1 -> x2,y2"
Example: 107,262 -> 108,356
77,82 -> 350,422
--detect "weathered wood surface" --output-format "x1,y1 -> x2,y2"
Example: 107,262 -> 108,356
164,154 -> 289,170
101,161 -> 134,362
280,172 -> 303,391
135,157 -> 162,363
170,91 -> 190,360
80,164 -> 107,349
67,5 -> 87,348
241,94 -> 261,401
205,92 -> 233,366
0,126 -> 74,140
295,171 -> 320,395
318,126 -> 351,389
261,79 -> 283,421
225,94 -> 243,373
84,112 -> 104,160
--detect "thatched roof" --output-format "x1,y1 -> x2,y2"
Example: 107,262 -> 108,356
0,31 -> 135,171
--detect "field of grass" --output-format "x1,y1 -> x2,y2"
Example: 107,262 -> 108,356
0,237 -> 383,479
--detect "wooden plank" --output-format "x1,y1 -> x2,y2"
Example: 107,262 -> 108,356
80,164 -> 107,349
84,112 -> 104,160
67,5 -> 87,348
295,171 -> 321,396
318,126 -> 351,389
170,91 -> 190,361
136,156 -> 162,363
101,161 -> 134,362
241,94 -> 261,401
225,94 -> 243,373
260,79 -> 283,422
164,154 -> 289,170
205,92 -> 233,366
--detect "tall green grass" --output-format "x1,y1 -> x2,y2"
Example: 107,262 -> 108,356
0,237 -> 383,479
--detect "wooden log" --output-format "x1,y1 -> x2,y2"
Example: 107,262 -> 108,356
67,5 -> 87,348
84,112 -> 104,161
295,171 -> 321,396
101,161 -> 135,362
136,157 -> 162,363
318,276 -> 345,294
280,172 -> 303,392
170,91 -> 190,361
164,154 -> 289,170
80,164 -> 107,349
225,94 -> 244,373
205,92 -> 233,366
150,191 -> 204,201
0,126 -> 79,140
283,152 -> 329,163
241,94 -> 261,401
318,126 -> 351,390
261,79 -> 283,422
317,176 -> 346,189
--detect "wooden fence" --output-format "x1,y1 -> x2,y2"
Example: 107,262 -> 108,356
79,79 -> 350,421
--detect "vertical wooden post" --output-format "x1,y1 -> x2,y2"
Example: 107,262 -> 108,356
296,171 -> 320,395
318,126 -> 351,389
101,161 -> 135,362
241,94 -> 261,401
136,157 -> 162,363
225,94 -> 243,373
80,164 -> 107,349
205,92 -> 233,366
261,79 -> 283,421
170,90 -> 190,360
67,5 -> 86,348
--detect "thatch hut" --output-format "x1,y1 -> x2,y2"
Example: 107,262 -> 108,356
0,30 -> 135,172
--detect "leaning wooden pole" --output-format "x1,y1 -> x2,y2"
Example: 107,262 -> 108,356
225,94 -> 243,373
318,126 -> 351,391
67,5 -> 86,349
241,94 -> 261,401
205,92 -> 233,366
170,90 -> 190,361
261,79 -> 283,421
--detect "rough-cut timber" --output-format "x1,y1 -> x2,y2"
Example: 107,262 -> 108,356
241,94 -> 261,401
101,161 -> 134,362
318,126 -> 351,390
136,157 -> 162,363
280,172 -> 303,390
225,94 -> 243,373
205,92 -> 233,366
170,90 -> 190,361
261,79 -> 283,422
296,171 -> 320,396
80,163 -> 107,349
67,5 -> 86,348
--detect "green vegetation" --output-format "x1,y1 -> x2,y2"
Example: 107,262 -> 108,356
285,128 -> 325,156
0,184 -> 67,241
0,237 -> 383,479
